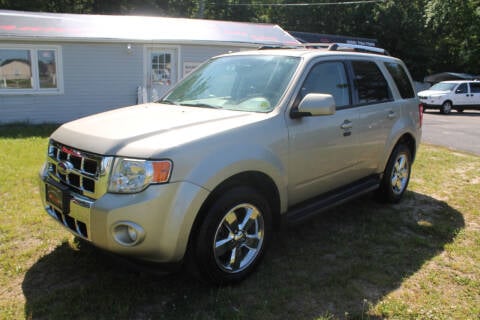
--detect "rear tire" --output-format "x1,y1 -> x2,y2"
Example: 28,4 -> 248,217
377,144 -> 412,203
189,186 -> 271,284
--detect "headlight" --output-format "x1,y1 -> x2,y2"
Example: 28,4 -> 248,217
108,158 -> 172,193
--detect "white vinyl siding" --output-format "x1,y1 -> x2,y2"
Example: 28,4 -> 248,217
0,42 -> 143,123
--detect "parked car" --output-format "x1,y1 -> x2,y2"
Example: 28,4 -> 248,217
39,44 -> 422,284
418,80 -> 480,114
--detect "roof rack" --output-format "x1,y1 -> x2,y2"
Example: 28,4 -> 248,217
258,42 -> 390,56
257,45 -> 300,50
303,43 -> 390,56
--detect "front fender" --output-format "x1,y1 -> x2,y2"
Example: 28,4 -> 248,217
184,144 -> 288,214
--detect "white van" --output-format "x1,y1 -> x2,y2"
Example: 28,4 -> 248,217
418,80 -> 480,114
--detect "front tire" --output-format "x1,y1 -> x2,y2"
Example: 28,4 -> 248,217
441,101 -> 452,114
190,187 -> 271,284
377,144 -> 412,203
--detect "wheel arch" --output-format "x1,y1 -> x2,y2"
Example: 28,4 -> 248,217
396,132 -> 417,162
380,131 -> 418,174
185,171 -> 282,262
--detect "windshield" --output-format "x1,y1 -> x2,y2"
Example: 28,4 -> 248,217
429,82 -> 457,91
161,55 -> 300,112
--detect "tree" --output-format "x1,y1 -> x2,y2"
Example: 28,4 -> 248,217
425,0 -> 480,74
1,0 -> 478,78
370,0 -> 431,80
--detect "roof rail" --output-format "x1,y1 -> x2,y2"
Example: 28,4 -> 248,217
328,43 -> 390,55
257,45 -> 300,50
257,42 -> 390,56
301,42 -> 390,56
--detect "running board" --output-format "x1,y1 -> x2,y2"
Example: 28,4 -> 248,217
285,175 -> 380,225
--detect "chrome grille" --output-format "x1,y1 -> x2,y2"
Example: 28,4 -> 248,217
47,140 -> 112,199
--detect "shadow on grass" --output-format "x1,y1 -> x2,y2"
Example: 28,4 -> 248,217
23,191 -> 464,319
0,123 -> 59,138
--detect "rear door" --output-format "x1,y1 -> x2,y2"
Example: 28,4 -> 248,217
351,60 -> 402,175
287,60 -> 362,205
467,82 -> 480,107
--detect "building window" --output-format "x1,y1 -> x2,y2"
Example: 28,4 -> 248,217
151,52 -> 172,86
0,46 -> 62,94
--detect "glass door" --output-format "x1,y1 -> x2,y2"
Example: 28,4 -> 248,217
147,48 -> 177,101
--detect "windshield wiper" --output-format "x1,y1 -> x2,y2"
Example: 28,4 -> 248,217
180,103 -> 221,109
158,99 -> 179,105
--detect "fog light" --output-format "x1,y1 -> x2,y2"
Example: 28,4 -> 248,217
127,225 -> 137,242
112,222 -> 145,246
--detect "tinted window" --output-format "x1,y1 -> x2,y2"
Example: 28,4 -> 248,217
384,62 -> 415,98
456,83 -> 468,94
470,82 -> 480,93
352,61 -> 391,104
299,61 -> 350,107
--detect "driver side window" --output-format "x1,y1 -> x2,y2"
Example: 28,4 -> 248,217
299,61 -> 350,108
456,83 -> 468,94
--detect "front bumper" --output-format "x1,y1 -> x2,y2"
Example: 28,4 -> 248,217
419,99 -> 442,109
39,171 -> 209,263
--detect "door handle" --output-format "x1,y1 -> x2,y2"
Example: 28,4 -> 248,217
387,111 -> 397,119
340,120 -> 352,130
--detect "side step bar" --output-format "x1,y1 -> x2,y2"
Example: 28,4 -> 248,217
285,175 -> 381,225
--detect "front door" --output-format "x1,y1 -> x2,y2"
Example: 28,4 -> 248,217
453,82 -> 470,106
287,61 -> 361,205
147,48 -> 177,101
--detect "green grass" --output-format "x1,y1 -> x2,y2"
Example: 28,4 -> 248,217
0,124 -> 479,319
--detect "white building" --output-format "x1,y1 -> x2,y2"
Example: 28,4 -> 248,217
0,10 -> 299,123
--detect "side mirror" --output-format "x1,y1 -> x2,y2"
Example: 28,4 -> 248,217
291,93 -> 336,118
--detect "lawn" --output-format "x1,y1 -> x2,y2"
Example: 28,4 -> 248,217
0,124 -> 479,319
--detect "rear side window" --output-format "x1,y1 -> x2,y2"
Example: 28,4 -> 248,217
470,82 -> 480,93
352,61 -> 391,105
384,62 -> 415,99
299,61 -> 350,108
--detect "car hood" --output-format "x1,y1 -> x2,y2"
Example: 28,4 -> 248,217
418,89 -> 450,96
51,103 -> 262,158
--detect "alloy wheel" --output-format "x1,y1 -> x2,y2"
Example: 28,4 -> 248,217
213,203 -> 265,273
391,153 -> 409,195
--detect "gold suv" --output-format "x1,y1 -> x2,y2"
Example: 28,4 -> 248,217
40,44 -> 423,284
